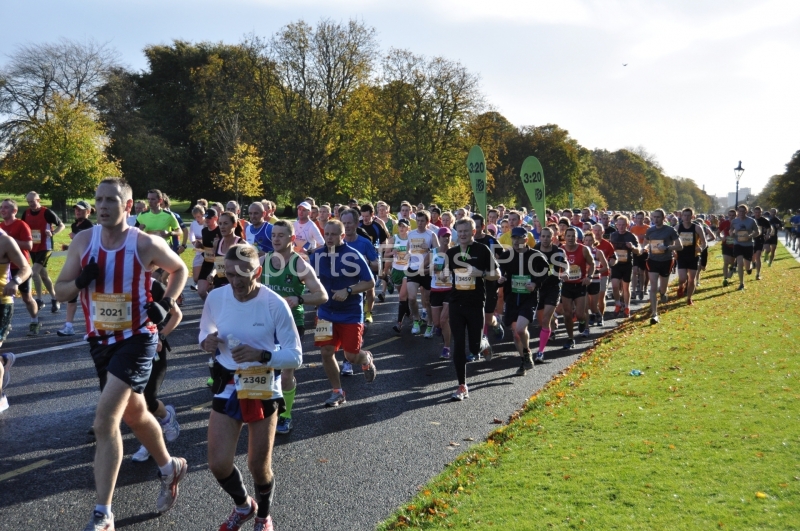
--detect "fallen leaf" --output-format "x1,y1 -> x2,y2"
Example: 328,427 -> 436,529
318,459 -> 328,463
492,418 -> 503,424
464,437 -> 475,441
755,492 -> 768,499
449,441 -> 460,447
563,475 -> 571,480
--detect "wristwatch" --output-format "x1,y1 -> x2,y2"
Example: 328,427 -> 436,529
346,287 -> 353,294
297,296 -> 305,305
261,350 -> 272,363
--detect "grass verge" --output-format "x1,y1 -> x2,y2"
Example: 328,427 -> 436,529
379,245 -> 800,530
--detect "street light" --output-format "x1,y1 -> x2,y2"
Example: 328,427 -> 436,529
734,161 -> 744,206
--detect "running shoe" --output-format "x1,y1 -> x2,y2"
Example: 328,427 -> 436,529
577,320 -> 586,333
451,384 -> 469,401
411,320 -> 421,334
677,284 -> 685,298
660,293 -> 668,304
534,351 -> 545,363
756,274 -> 761,280
587,314 -> 596,326
687,300 -> 694,306
515,361 -> 527,376
613,304 -> 622,318
562,339 -> 575,350
82,510 -> 114,531
522,351 -> 534,371
392,324 -> 402,335
362,351 -> 377,382
132,445 -> 151,462
156,456 -> 188,513
51,299 -> 60,313
737,284 -> 745,291
596,314 -> 604,327
747,267 -> 753,275
433,326 -> 442,336
439,347 -> 451,360
364,311 -> 373,324
275,416 -> 293,435
637,290 -> 644,301
162,405 -> 180,442
466,352 -> 483,363
377,293 -> 385,303
218,498 -> 257,531
581,327 -> 590,338
423,325 -> 434,339
2,352 -> 15,389
27,322 -> 41,336
623,308 -> 630,318
492,322 -> 505,341
722,278 -> 729,287
387,279 -> 395,294
480,336 -> 493,362
57,323 -> 75,336
35,298 -> 44,311
190,284 -> 198,291
0,393 -> 8,413
324,390 -> 346,407
253,516 -> 274,531
340,361 -> 354,377
650,315 -> 659,325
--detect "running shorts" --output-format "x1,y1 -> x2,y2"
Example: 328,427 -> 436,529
503,296 -> 538,327
561,282 -> 587,300
676,254 -> 699,271
733,245 -> 754,261
647,259 -> 673,278
611,262 -> 633,283
430,290 -> 451,307
31,250 -> 52,267
315,321 -> 364,353
89,333 -> 157,394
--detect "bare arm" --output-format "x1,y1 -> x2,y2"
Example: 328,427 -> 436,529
293,258 -> 329,307
138,233 -> 188,301
2,237 -> 32,296
54,230 -> 92,302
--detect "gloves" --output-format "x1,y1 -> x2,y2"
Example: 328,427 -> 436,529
146,299 -> 171,325
75,258 -> 100,289
150,280 -> 167,302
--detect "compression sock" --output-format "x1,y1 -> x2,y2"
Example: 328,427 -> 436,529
217,466 -> 249,506
280,386 -> 296,418
539,329 -> 552,352
255,478 -> 276,518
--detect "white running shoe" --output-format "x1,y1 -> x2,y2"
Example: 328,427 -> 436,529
162,405 -> 180,442
1,352 -> 14,389
57,324 -> 75,336
132,445 -> 151,462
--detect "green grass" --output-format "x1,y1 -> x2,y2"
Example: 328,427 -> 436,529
380,245 -> 800,530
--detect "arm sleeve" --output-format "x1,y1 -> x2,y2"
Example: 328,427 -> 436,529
198,292 -> 219,345
309,223 -> 324,246
267,295 -> 303,370
45,210 -> 62,225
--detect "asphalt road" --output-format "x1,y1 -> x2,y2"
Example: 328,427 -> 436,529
0,272 -> 662,530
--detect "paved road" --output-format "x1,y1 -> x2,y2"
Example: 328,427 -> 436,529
0,271 -> 664,530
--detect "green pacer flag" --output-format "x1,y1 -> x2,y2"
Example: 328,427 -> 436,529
521,156 -> 546,220
466,145 -> 487,217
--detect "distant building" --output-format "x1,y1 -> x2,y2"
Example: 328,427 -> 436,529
728,188 -> 751,207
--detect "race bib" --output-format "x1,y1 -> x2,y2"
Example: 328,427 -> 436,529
615,249 -> 628,263
31,230 -> 42,244
234,365 -> 275,400
511,274 -> 529,294
394,246 -> 409,267
567,264 -> 582,280
315,319 -> 333,342
725,236 -> 735,245
737,230 -> 750,242
454,268 -> 476,290
650,239 -> 665,255
203,247 -> 215,263
91,293 -> 132,331
410,238 -> 426,254
214,256 -> 226,278
679,232 -> 694,245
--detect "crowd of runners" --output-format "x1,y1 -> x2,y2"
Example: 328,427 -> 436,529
0,178 -> 797,531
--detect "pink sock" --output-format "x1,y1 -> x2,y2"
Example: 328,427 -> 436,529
539,329 -> 552,352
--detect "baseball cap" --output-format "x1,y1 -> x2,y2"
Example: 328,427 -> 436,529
297,201 -> 312,210
74,200 -> 91,210
437,227 -> 451,237
397,218 -> 410,227
511,227 -> 528,238
205,208 -> 218,219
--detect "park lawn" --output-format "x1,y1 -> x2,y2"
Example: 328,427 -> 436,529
380,245 -> 800,531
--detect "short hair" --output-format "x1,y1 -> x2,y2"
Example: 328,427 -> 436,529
616,215 -> 630,224
263,200 -> 275,211
565,227 -> 577,237
753,205 -> 762,212
540,226 -> 554,237
471,213 -> 484,226
273,219 -> 294,235
416,210 -> 430,222
249,202 -> 265,213
101,178 -> 133,202
319,204 -> 331,213
147,189 -> 163,200
196,198 -> 209,208
635,211 -> 645,217
430,207 -> 441,215
337,205 -> 348,217
487,208 -> 498,216
737,203 -> 748,211
455,218 -> 475,231
226,200 -> 240,212
192,205 -> 206,216
340,208 -> 360,223
325,219 -> 344,233
225,243 -> 259,266
400,201 -> 412,209
3,198 -> 18,210
360,202 -> 374,214
162,194 -> 171,208
304,197 -> 316,207
681,207 -> 693,216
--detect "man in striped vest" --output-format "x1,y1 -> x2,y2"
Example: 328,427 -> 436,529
56,178 -> 189,531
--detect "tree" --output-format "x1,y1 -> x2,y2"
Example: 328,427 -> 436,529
214,141 -> 263,201
594,149 -> 656,210
763,150 -> 800,212
0,94 -> 120,205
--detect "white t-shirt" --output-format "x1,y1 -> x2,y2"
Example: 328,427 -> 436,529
407,228 -> 436,271
189,220 -> 204,254
293,219 -> 324,251
199,285 -> 303,399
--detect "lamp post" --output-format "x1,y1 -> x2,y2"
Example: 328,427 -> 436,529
734,161 -> 744,206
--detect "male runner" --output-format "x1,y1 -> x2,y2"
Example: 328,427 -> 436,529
136,189 -> 181,244
0,199 -> 40,335
263,221 -> 327,435
629,211 -> 649,300
55,178 -> 188,530
590,224 -> 614,325
729,204 -> 760,291
790,210 -> 800,251
675,208 -> 707,305
609,215 -> 641,318
559,228 -> 595,349
532,227 -> 565,362
643,209 -> 682,324
200,244 -> 302,531
358,203 -> 389,302
245,202 -> 274,256
392,201 -> 417,234
473,214 -> 504,345
406,210 -> 438,337
22,191 -> 65,312
751,206 -> 771,280
765,208 -> 782,266
310,219 -> 376,407
57,200 -> 95,336
0,229 -> 32,413
719,209 -> 736,286
293,201 -> 324,253
430,227 -> 453,360
582,233 -> 610,330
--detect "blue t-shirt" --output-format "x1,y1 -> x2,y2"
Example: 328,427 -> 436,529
311,243 -> 373,324
247,222 -> 274,253
790,215 -> 800,233
345,235 -> 379,262
170,211 -> 185,251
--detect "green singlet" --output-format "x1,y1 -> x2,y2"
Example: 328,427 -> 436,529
262,252 -> 306,327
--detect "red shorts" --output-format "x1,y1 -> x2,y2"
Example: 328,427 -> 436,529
315,322 -> 364,353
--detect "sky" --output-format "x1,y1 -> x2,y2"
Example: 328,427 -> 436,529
3,0 -> 799,199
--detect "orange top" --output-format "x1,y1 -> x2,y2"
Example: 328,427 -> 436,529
630,224 -> 648,244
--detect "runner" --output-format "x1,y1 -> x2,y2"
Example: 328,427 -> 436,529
1,199 -> 40,335
196,208 -> 222,300
200,243 -> 302,531
589,224 -> 614,326
582,233 -> 609,331
445,218 -> 498,400
21,191 -> 65,313
262,221 -> 328,435
751,206 -> 771,280
310,219 -> 376,407
0,228 -> 32,413
644,209 -> 682,324
430,227 -> 454,360
188,205 -> 206,290
765,208 -> 782,266
57,201 -> 95,336
790,210 -> 800,251
358,203 -> 389,303
388,219 -> 411,333
406,210 -> 439,337
245,202 -> 274,257
559,228 -> 595,349
55,178 -> 188,530
473,214 -> 504,351
729,204 -> 760,291
719,209 -> 736,286
675,208 -> 707,305
532,227 -> 565,362
293,201 -> 324,253
211,212 -> 244,291
695,217 -> 716,287
629,211 -> 649,301
392,201 -> 417,234
609,215 -> 641,319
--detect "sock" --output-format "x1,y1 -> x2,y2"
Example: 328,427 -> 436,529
539,329 -> 552,352
217,467 -> 249,506
255,478 -> 276,518
158,459 -> 174,477
159,408 -> 171,426
94,504 -> 111,516
64,321 -> 73,327
281,386 -> 296,418
333,388 -> 343,394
